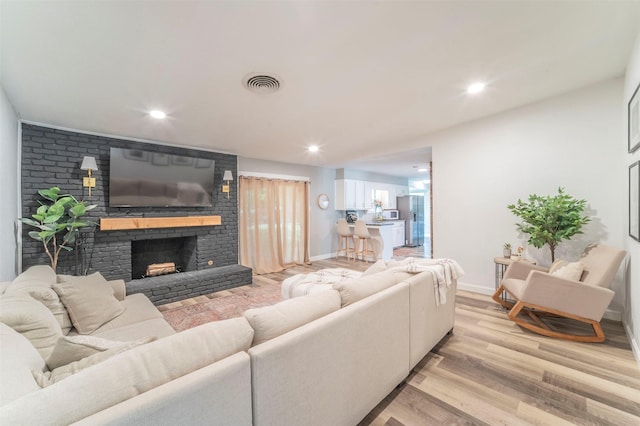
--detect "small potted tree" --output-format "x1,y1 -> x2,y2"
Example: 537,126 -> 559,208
20,187 -> 96,272
508,187 -> 590,262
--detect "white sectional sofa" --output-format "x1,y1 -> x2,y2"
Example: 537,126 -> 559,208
0,260 -> 459,425
0,265 -> 254,426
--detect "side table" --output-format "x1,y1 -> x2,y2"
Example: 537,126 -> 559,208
493,257 -> 536,304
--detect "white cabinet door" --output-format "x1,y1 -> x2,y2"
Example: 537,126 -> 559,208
388,185 -> 397,209
345,180 -> 357,209
354,180 -> 365,210
392,222 -> 405,247
335,180 -> 356,210
363,181 -> 374,211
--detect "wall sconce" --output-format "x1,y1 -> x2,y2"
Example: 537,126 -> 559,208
222,170 -> 233,198
80,156 -> 98,196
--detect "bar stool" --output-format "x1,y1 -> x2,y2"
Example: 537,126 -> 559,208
354,220 -> 376,262
336,219 -> 355,260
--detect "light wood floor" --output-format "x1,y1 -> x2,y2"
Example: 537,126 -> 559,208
164,252 -> 640,425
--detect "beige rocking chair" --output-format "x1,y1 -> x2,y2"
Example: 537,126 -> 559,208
492,244 -> 626,343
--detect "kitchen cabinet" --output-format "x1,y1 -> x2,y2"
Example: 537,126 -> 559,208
396,185 -> 410,197
392,221 -> 405,248
335,179 -> 367,210
354,180 -> 365,209
388,186 -> 397,209
336,180 -> 409,211
363,181 -> 374,211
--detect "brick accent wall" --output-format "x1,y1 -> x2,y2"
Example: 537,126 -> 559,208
21,123 -> 239,281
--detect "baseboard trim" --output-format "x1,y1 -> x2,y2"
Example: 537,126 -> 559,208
624,323 -> 640,368
603,309 -> 622,322
457,281 -> 494,295
310,253 -> 336,262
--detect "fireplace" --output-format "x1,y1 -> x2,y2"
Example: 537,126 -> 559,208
131,236 -> 197,280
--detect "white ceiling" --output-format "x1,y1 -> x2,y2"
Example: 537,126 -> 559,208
1,1 -> 638,178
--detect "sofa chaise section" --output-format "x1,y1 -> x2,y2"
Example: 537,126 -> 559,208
249,281 -> 412,426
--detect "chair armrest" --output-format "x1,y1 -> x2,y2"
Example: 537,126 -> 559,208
108,279 -> 126,301
520,271 -> 614,321
503,261 -> 547,281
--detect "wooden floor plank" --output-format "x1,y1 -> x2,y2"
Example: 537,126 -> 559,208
163,253 -> 640,425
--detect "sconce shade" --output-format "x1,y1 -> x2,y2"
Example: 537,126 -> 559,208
80,156 -> 98,171
223,170 -> 233,181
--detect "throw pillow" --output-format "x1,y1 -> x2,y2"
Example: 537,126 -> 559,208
0,295 -> 62,360
34,336 -> 155,387
550,261 -> 584,282
53,272 -> 124,335
548,259 -> 568,274
362,259 -> 388,276
46,335 -> 143,370
7,287 -> 73,335
5,266 -> 73,335
244,290 -> 341,345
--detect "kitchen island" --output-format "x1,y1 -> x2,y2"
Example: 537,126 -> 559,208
347,222 -> 394,260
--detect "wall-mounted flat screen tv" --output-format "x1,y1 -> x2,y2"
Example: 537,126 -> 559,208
109,147 -> 215,207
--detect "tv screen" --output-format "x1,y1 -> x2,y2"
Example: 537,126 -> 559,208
109,147 -> 215,207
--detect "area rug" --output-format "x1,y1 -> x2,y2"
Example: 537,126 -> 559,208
160,282 -> 282,332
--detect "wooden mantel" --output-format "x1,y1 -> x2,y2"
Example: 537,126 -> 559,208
100,215 -> 221,231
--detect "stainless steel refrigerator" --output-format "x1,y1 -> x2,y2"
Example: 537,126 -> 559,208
397,195 -> 424,247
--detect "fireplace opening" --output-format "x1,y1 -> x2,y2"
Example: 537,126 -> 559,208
131,236 -> 197,279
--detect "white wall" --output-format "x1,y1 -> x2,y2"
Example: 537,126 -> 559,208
0,85 -> 19,280
428,79 -> 626,315
624,27 -> 640,363
237,157 -> 337,259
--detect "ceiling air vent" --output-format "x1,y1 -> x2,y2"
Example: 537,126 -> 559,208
243,73 -> 281,94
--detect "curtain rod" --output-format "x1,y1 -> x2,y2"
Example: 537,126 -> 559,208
240,175 -> 310,184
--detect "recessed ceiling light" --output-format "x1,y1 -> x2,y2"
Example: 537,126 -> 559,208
149,110 -> 166,119
308,145 -> 319,153
417,168 -> 428,173
467,82 -> 486,94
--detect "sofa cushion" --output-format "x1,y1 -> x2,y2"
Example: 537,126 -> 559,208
0,295 -> 62,360
333,270 -> 410,307
0,323 -> 46,406
244,290 -> 341,346
88,318 -> 176,341
46,335 -> 151,370
12,265 -> 57,285
5,266 -> 72,334
53,273 -> 124,334
34,336 -> 156,387
88,293 -> 163,335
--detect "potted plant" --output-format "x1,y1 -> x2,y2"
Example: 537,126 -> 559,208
507,187 -> 590,262
20,187 -> 96,272
502,243 -> 512,258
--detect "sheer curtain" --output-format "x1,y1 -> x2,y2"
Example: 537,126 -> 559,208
239,176 -> 310,274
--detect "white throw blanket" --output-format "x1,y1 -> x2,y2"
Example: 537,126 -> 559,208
281,268 -> 362,299
387,257 -> 464,306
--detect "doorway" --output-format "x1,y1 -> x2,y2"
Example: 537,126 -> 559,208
407,163 -> 432,258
